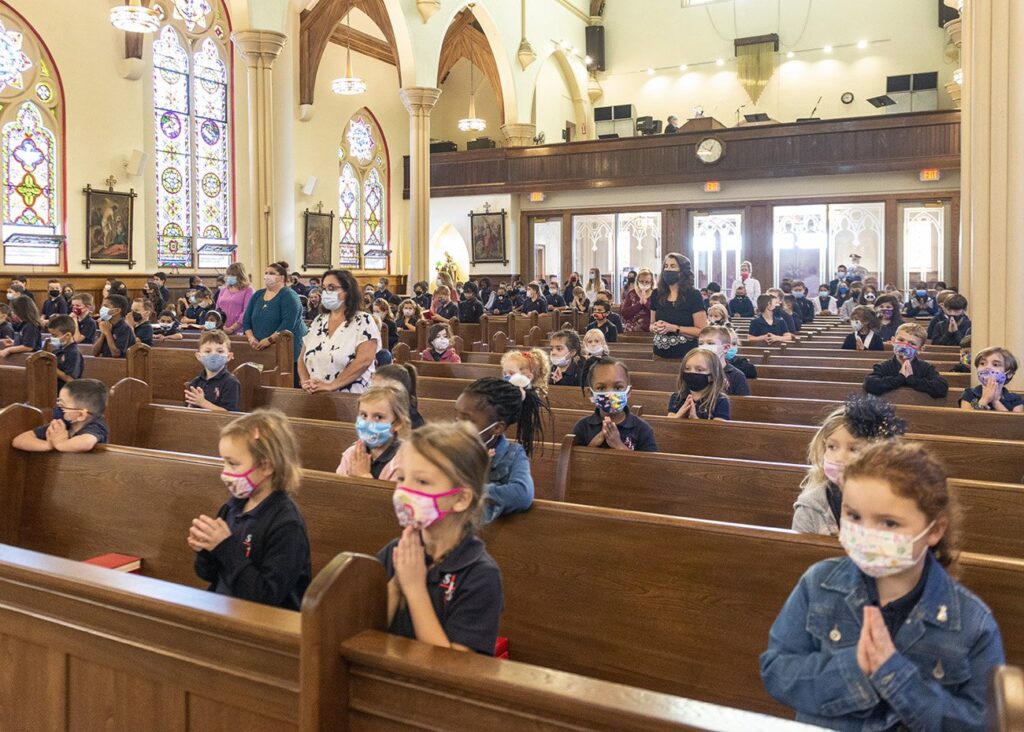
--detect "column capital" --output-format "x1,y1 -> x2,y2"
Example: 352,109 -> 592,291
400,87 -> 442,116
501,122 -> 537,147
232,30 -> 287,69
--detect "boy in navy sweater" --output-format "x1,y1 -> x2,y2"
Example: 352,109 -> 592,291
928,293 -> 971,346
864,323 -> 948,399
747,295 -> 793,344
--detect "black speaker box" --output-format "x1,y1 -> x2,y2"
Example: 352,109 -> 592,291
586,26 -> 605,71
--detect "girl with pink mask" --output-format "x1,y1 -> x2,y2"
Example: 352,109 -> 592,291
792,395 -> 906,537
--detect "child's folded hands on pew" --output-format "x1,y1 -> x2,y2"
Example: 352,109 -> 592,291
187,515 -> 232,552
588,416 -> 626,449
856,606 -> 896,676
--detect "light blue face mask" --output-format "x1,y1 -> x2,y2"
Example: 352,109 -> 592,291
225,275 -> 238,286
355,416 -> 393,448
99,306 -> 113,322
204,321 -> 217,331
199,353 -> 229,373
725,346 -> 739,360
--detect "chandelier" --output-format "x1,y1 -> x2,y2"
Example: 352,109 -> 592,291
110,0 -> 161,33
332,12 -> 367,95
458,61 -> 486,132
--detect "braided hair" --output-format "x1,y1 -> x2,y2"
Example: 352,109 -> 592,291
462,376 -> 549,457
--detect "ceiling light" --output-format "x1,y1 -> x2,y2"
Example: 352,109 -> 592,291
646,67 -> 655,75
679,64 -> 688,71
823,45 -> 833,53
110,0 -> 160,33
332,12 -> 367,95
715,58 -> 725,66
786,51 -> 795,59
857,40 -> 868,49
458,61 -> 486,132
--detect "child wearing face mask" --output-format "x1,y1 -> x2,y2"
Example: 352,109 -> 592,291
455,377 -> 548,522
93,294 -> 136,358
489,286 -> 513,315
184,330 -> 240,412
904,283 -> 938,318
706,303 -> 731,328
130,298 -> 154,346
570,286 -> 591,314
412,281 -> 432,310
582,328 -> 609,359
549,329 -> 585,387
792,396 -> 907,536
372,299 -> 399,351
864,324 -> 948,399
763,441 -> 1005,731
959,346 -> 1023,412
380,422 -> 504,654
789,280 -> 815,324
814,286 -> 838,315
545,282 -> 566,309
429,285 -> 459,324
517,283 -> 547,315
337,385 -> 409,481
697,325 -> 749,395
950,334 -> 972,375
728,285 -> 755,318
725,328 -> 758,380
874,294 -> 903,343
46,315 -> 83,384
781,295 -> 802,333
153,309 -> 183,342
500,348 -> 551,398
620,269 -> 655,331
13,378 -> 109,453
42,279 -> 69,322
928,293 -> 971,346
396,299 -> 421,331
573,357 -> 658,451
0,294 -> 44,358
69,294 -> 97,345
458,282 -> 484,324
667,348 -> 730,420
204,310 -> 225,331
190,410 -> 311,610
421,323 -> 460,363
842,306 -> 883,351
586,301 -> 619,342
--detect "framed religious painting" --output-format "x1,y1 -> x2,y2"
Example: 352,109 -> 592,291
82,184 -> 136,268
303,208 -> 334,269
470,209 -> 507,265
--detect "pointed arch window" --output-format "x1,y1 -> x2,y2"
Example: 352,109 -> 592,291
338,111 -> 389,270
152,0 -> 232,269
0,8 -> 64,265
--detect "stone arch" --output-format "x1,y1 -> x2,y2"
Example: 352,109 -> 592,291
532,48 -> 590,141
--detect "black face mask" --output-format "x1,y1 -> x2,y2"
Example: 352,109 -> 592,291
49,290 -> 60,298
661,271 -> 681,286
682,372 -> 711,392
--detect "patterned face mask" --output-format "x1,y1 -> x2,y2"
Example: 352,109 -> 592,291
978,368 -> 1008,386
839,518 -> 935,578
590,387 -> 630,414
392,486 -> 463,529
893,343 -> 918,360
221,466 -> 260,499
355,417 -> 393,448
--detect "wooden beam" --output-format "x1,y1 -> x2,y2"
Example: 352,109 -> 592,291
437,9 -> 505,123
329,25 -> 396,66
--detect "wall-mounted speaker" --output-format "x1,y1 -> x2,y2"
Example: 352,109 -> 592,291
585,26 -> 605,72
302,176 -> 317,197
126,149 -> 146,177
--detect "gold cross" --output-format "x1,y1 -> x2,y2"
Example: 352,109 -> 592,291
316,201 -> 324,213
105,175 -> 118,190
482,202 -> 492,214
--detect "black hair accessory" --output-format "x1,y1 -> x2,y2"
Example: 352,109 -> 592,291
843,394 -> 907,439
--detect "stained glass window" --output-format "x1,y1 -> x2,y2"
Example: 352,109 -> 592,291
338,111 -> 389,270
152,0 -> 232,269
0,9 -> 63,261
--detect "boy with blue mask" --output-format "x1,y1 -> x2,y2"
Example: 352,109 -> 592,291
571,357 -> 658,452
93,294 -> 135,358
185,329 -> 240,412
47,315 -> 83,385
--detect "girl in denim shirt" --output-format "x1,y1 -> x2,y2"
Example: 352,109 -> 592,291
762,441 -> 1005,731
454,377 -> 549,523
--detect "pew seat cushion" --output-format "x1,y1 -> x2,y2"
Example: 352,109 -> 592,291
377,530 -> 503,656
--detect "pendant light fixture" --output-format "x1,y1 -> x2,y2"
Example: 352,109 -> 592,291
517,0 -> 537,70
110,0 -> 161,34
332,11 -> 367,95
457,61 -> 486,132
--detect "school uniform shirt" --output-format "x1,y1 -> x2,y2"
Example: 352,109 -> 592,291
194,490 -> 312,611
134,321 -> 154,346
545,291 -> 566,308
667,391 -> 731,419
56,343 -> 84,381
185,304 -> 212,322
586,319 -> 618,343
302,311 -> 382,394
748,314 -> 788,339
458,298 -> 484,324
376,530 -> 503,655
793,297 -> 815,324
877,320 -> 901,342
760,552 -> 1005,731
571,407 -> 659,452
414,292 -> 432,310
187,368 -> 241,412
724,363 -> 750,396
489,296 -> 513,315
727,355 -> 758,380
930,314 -> 971,346
483,435 -> 534,523
97,318 -> 136,358
728,296 -> 755,318
519,297 -> 546,315
864,356 -> 949,399
550,357 -> 584,387
409,404 -> 425,429
336,438 -> 402,481
904,298 -> 938,318
420,346 -> 461,363
15,321 -> 42,351
154,321 -> 181,338
841,331 -> 882,350
42,295 -> 68,319
434,301 -> 458,320
958,385 -> 1024,411
0,321 -> 13,341
76,315 -> 98,344
157,285 -> 172,306
779,308 -> 800,333
650,288 -> 704,359
34,414 -> 109,445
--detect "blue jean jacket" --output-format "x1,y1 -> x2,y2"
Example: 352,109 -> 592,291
760,553 -> 1004,731
482,436 -> 534,523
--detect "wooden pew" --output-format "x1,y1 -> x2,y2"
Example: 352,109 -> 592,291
0,351 -> 57,409
990,665 -> 1024,732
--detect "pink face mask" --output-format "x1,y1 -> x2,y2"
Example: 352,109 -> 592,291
221,466 -> 260,499
392,486 -> 463,529
823,458 -> 844,485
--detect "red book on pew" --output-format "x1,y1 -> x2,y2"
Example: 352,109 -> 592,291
83,553 -> 142,574
494,636 -> 509,660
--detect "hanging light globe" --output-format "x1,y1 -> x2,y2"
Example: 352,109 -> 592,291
457,63 -> 486,132
332,12 -> 367,96
110,0 -> 161,33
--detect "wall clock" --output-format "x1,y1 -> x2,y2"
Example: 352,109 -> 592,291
696,137 -> 724,164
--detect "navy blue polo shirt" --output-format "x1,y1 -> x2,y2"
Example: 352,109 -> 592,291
667,391 -> 731,419
77,315 -> 98,344
376,530 -> 503,655
748,314 -> 788,338
34,415 -> 109,445
97,318 -> 136,358
156,321 -> 181,337
490,296 -> 513,315
134,321 -> 154,346
42,295 -> 68,318
16,321 -> 42,351
435,301 -> 458,320
586,319 -> 618,343
0,321 -> 13,340
187,368 -> 241,412
56,343 -> 84,381
519,297 -> 546,315
458,298 -> 483,324
958,385 -> 1023,411
724,363 -> 750,396
571,407 -> 659,451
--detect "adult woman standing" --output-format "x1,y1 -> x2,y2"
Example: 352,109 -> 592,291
620,268 -> 655,332
650,253 -> 707,359
585,267 -> 604,302
729,260 -> 762,301
243,261 -> 307,368
298,269 -> 381,394
217,262 -> 254,335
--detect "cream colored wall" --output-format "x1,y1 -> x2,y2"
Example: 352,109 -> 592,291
430,194 -> 518,277
533,54 -> 579,144
432,59 -> 502,148
597,0 -> 954,125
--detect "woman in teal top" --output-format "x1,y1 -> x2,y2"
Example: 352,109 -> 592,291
243,261 -> 308,367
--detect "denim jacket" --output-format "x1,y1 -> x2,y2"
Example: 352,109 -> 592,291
482,435 -> 534,523
760,553 -> 1004,731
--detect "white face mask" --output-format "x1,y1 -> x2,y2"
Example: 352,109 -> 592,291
839,518 -> 936,578
264,274 -> 279,288
432,336 -> 450,351
321,290 -> 342,311
550,352 -> 571,367
638,282 -> 653,291
698,343 -> 721,357
584,343 -> 606,357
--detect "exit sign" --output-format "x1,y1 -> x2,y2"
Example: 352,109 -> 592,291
919,168 -> 941,182
704,181 -> 721,193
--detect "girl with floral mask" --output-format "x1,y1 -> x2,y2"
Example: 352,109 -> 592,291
959,346 -> 1023,413
763,441 -> 1005,731
571,357 -> 658,452
378,422 -> 504,655
189,410 -> 312,610
792,395 -> 906,537
336,385 -> 409,481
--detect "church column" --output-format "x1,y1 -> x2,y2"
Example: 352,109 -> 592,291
960,0 -> 1024,364
400,87 -> 442,284
501,123 -> 537,147
233,30 -> 286,277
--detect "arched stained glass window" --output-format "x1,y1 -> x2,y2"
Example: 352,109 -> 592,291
152,0 -> 232,269
338,110 -> 389,271
0,8 -> 64,265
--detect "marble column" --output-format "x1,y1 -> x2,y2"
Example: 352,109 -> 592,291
400,87 -> 442,284
959,0 -> 1024,365
232,30 -> 286,277
501,122 -> 537,147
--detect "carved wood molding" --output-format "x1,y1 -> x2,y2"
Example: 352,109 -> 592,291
330,24 -> 396,66
436,8 -> 504,124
